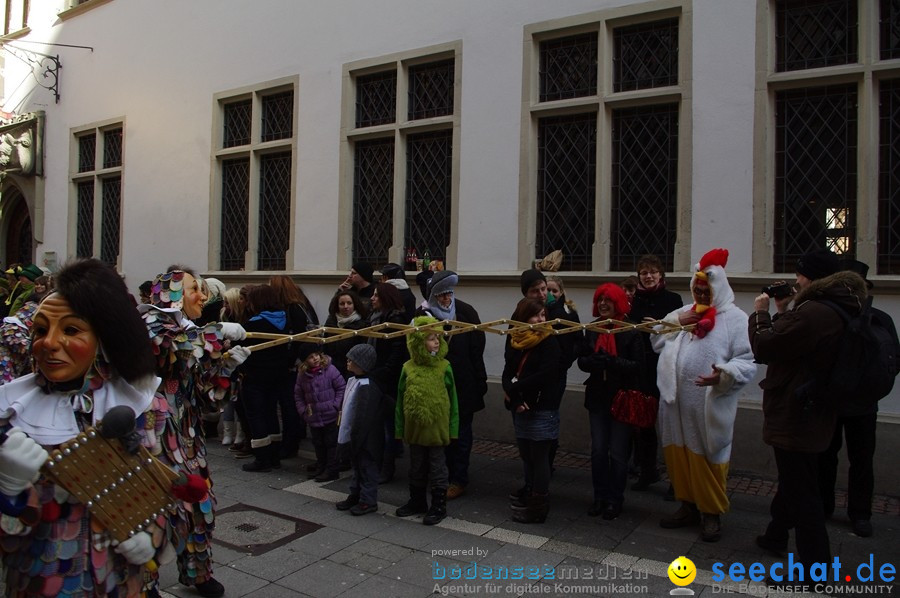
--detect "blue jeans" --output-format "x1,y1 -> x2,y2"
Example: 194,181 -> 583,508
350,451 -> 380,505
589,409 -> 631,505
445,412 -> 474,486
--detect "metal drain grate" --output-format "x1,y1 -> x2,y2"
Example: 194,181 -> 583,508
235,523 -> 259,533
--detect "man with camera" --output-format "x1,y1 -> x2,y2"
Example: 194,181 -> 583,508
748,248 -> 868,580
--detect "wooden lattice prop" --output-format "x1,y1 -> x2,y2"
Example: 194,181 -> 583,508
42,428 -> 179,543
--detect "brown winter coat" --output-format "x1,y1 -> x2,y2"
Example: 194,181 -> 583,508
749,270 -> 867,453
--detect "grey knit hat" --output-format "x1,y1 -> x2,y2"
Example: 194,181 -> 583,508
346,343 -> 377,373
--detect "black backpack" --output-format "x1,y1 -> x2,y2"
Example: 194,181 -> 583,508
816,297 -> 900,414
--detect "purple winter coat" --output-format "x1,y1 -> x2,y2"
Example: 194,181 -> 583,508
294,359 -> 346,428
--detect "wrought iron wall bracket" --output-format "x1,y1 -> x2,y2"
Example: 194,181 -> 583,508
3,45 -> 62,104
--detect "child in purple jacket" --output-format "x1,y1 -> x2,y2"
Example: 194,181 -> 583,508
295,344 -> 346,481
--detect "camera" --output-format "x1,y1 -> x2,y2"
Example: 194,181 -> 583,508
762,282 -> 793,299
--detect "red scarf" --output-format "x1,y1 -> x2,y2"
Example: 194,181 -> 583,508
594,323 -> 619,356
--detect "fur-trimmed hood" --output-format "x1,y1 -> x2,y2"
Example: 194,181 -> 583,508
406,315 -> 448,365
794,270 -> 868,310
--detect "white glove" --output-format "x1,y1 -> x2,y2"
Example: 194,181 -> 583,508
219,322 -> 247,341
114,531 -> 155,565
224,345 -> 251,369
0,428 -> 48,496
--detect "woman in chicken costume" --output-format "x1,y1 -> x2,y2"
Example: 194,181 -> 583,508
651,248 -> 756,542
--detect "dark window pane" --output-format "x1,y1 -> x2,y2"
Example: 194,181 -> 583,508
614,19 -> 679,92
881,0 -> 900,60
76,181 -> 94,258
258,152 -> 291,270
78,133 -> 95,173
776,0 -> 857,72
261,90 -> 294,142
223,99 -> 252,148
879,78 -> 900,274
103,128 -> 122,169
356,70 -> 397,127
353,138 -> 395,265
611,105 -> 679,273
405,131 -> 452,263
220,158 -> 250,270
408,59 -> 454,120
536,114 -> 596,271
775,85 -> 857,271
539,33 -> 598,101
100,176 -> 121,265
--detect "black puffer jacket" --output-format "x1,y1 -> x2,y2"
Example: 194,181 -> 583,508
501,335 -> 562,412
749,271 -> 868,453
367,309 -> 409,398
577,323 -> 646,413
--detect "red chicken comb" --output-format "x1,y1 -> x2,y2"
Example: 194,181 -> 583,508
699,248 -> 729,271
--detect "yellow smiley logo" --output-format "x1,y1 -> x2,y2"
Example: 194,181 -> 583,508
668,556 -> 697,586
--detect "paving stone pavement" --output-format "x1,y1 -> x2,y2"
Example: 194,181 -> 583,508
154,439 -> 900,598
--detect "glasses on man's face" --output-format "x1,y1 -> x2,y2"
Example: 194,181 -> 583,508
639,270 -> 660,277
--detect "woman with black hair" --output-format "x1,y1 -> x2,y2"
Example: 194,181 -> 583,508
324,289 -> 370,379
0,259 -> 171,596
140,267 -> 249,598
367,282 -> 410,483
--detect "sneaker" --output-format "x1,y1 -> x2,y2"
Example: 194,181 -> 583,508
336,495 -> 360,511
314,471 -> 339,483
193,578 -> 225,598
350,502 -> 378,516
447,483 -> 466,500
852,519 -> 873,537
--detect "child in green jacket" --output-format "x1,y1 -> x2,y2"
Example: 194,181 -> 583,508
394,315 -> 459,525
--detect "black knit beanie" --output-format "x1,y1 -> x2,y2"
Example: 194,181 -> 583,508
796,249 -> 839,281
352,262 -> 374,283
520,269 -> 546,296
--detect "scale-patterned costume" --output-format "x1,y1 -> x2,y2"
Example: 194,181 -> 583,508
0,302 -> 37,385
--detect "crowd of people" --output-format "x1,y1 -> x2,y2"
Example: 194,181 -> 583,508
0,249 -> 894,596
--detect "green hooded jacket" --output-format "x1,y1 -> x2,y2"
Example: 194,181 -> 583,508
395,315 -> 459,446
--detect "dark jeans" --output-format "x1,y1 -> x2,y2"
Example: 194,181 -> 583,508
350,451 -> 380,505
517,438 -> 553,495
634,425 -> 659,479
383,395 -> 404,458
818,413 -> 876,521
409,444 -> 449,490
241,377 -> 281,444
589,409 -> 632,505
310,422 -> 339,474
766,447 -> 831,570
445,412 -> 474,486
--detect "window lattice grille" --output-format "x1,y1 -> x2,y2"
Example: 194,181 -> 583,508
775,85 -> 857,271
408,59 -> 454,120
405,131 -> 452,261
353,138 -> 395,265
539,33 -> 598,102
613,19 -> 679,92
76,181 -> 94,258
100,177 -> 121,265
879,78 -> 900,274
223,99 -> 252,148
258,152 -> 291,270
220,158 -> 250,270
776,0 -> 857,72
536,114 -> 596,271
103,128 -> 122,169
261,91 -> 294,142
356,71 -> 397,128
881,0 -> 900,59
610,105 -> 679,273
78,134 -> 95,173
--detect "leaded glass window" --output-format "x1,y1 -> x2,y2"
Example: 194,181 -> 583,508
879,78 -> 900,274
610,105 -> 679,273
223,99 -> 251,148
408,59 -> 454,120
76,181 -> 93,258
220,158 -> 249,270
536,114 -> 596,271
258,152 -> 291,270
78,133 -> 95,173
539,33 -> 597,102
103,128 -> 122,169
882,0 -> 900,60
776,0 -> 857,72
613,19 -> 679,92
356,71 -> 397,128
405,131 -> 452,262
261,91 -> 294,142
100,177 -> 121,265
353,139 -> 395,265
775,85 -> 857,271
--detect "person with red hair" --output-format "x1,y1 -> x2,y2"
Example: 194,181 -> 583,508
576,283 -> 646,520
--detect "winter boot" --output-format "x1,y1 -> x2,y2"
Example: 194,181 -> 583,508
233,421 -> 246,445
701,513 -> 722,542
508,485 -> 532,505
242,443 -> 273,472
510,493 -> 549,524
423,488 -> 447,526
395,485 -> 428,517
336,493 -> 360,511
221,421 -> 235,446
660,502 -> 701,529
270,441 -> 282,469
